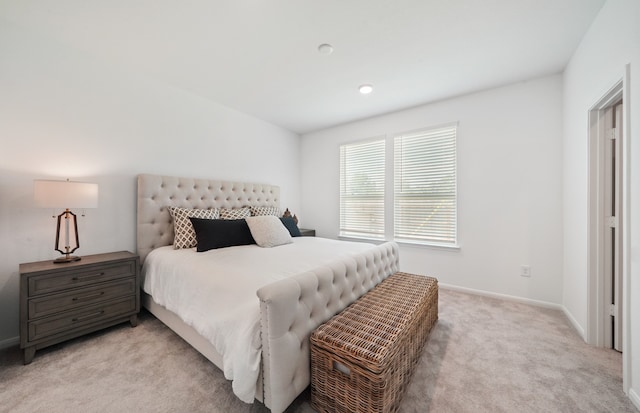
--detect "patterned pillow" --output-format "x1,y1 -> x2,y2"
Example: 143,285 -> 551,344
169,207 -> 219,249
219,207 -> 251,220
250,206 -> 281,217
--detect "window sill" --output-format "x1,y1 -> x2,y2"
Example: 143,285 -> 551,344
396,240 -> 461,251
338,235 -> 386,244
338,235 -> 460,251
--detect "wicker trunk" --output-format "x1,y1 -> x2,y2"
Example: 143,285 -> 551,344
310,272 -> 438,413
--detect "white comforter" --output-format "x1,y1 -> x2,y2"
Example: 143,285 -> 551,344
141,237 -> 375,403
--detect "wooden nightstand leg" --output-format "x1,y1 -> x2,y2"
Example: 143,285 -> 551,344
23,346 -> 35,365
129,314 -> 138,327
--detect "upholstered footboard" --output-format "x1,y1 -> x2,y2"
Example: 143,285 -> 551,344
256,241 -> 399,413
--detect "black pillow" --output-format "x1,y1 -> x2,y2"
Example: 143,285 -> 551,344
189,218 -> 256,252
280,217 -> 302,237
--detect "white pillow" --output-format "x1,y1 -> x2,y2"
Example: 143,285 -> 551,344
245,215 -> 292,248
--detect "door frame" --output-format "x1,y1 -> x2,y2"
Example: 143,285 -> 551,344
586,65 -> 631,393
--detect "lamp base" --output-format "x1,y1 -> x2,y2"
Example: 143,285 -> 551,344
53,255 -> 81,264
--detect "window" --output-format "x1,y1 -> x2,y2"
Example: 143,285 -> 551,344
339,123 -> 457,247
394,125 -> 457,245
339,139 -> 385,239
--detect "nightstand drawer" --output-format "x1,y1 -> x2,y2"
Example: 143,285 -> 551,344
28,278 -> 137,319
28,296 -> 137,342
28,261 -> 136,296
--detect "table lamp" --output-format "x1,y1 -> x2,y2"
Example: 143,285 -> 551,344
34,179 -> 99,263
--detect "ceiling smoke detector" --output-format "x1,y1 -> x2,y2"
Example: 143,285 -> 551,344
318,43 -> 334,55
359,84 -> 373,95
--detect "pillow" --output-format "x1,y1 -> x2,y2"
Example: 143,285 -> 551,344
250,206 -> 281,217
169,207 -> 219,249
189,218 -> 256,252
280,217 -> 302,237
219,207 -> 251,220
245,215 -> 292,248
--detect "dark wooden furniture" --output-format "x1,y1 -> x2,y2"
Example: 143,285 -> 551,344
19,251 -> 140,364
299,228 -> 316,237
310,272 -> 438,413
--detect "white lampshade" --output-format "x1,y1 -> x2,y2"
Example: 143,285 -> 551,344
34,180 -> 99,209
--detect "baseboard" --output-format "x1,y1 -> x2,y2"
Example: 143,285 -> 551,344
438,283 -> 590,340
629,388 -> 640,411
0,336 -> 19,350
561,306 -> 586,341
438,283 -> 563,310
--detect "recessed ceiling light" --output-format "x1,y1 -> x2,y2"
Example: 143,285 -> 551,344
318,43 -> 334,55
359,84 -> 373,95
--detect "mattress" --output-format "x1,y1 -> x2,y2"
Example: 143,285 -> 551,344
141,236 -> 376,402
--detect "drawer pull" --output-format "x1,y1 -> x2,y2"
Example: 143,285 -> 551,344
72,292 -> 105,302
72,272 -> 105,281
71,311 -> 104,323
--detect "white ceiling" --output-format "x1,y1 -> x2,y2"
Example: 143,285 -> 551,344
1,0 -> 605,134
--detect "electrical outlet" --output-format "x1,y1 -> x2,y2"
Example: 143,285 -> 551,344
520,265 -> 531,277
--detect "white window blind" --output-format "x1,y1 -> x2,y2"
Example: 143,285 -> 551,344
339,139 -> 385,239
394,125 -> 457,245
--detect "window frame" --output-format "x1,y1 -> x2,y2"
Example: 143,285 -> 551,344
392,123 -> 458,247
338,136 -> 387,241
338,122 -> 459,249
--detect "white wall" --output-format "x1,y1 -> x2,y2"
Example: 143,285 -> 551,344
301,75 -> 564,305
0,20 -> 301,346
562,0 -> 640,405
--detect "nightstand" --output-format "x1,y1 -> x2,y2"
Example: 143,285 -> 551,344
19,251 -> 140,364
299,228 -> 316,237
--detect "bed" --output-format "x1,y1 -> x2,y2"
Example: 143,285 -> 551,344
136,174 -> 399,412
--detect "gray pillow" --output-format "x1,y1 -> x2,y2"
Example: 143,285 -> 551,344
280,217 -> 302,237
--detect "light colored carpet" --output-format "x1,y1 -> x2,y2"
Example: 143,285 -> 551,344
1,288 -> 636,413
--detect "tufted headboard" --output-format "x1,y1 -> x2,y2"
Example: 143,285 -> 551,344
136,173 -> 280,264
